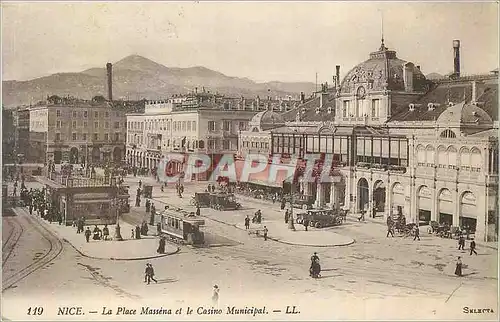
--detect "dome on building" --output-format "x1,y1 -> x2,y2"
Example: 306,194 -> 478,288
340,40 -> 428,94
437,101 -> 493,125
248,110 -> 285,131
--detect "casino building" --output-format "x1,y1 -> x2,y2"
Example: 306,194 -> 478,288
268,39 -> 498,242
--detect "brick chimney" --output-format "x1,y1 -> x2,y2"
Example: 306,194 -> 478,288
403,62 -> 414,92
336,65 -> 341,88
106,63 -> 113,101
453,40 -> 460,78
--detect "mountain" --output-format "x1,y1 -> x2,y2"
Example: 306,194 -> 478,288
3,55 -> 316,107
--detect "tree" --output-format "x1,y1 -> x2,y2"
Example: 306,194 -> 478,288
92,95 -> 106,103
47,95 -> 62,104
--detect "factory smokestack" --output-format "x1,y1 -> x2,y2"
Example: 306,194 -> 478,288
106,63 -> 113,101
453,40 -> 460,78
335,65 -> 341,88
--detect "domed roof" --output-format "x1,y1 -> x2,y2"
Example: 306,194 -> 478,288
437,101 -> 493,125
249,110 -> 285,131
340,41 -> 428,94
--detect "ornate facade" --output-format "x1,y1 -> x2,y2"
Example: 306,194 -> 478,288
269,41 -> 498,242
29,98 -> 127,164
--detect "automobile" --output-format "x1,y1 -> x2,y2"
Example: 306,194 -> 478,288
283,194 -> 314,210
209,193 -> 241,211
295,209 -> 343,228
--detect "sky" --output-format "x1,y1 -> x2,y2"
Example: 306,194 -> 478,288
2,1 -> 499,84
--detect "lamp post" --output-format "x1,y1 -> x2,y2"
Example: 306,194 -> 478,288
288,176 -> 296,231
113,186 -> 123,241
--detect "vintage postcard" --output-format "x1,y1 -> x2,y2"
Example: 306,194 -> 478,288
1,1 -> 498,321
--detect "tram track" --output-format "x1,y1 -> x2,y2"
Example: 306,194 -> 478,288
2,217 -> 25,267
2,208 -> 64,292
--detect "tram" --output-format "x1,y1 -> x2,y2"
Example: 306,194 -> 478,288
160,210 -> 205,245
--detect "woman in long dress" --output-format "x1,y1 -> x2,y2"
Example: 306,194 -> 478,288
455,256 -> 463,277
212,285 -> 219,307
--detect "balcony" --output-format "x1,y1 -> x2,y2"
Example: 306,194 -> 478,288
223,130 -> 237,138
147,146 -> 161,152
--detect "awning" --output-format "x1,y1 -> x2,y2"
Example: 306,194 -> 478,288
74,199 -> 112,204
233,160 -> 296,188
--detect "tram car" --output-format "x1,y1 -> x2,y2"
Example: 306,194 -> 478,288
160,210 -> 205,245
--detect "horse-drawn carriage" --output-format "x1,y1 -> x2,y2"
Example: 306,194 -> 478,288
190,192 -> 211,208
160,210 -> 205,245
427,221 -> 464,239
296,209 -> 343,228
209,193 -> 241,211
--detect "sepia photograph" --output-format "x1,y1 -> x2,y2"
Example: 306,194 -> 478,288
1,1 -> 499,320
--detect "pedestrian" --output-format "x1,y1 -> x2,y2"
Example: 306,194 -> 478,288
386,223 -> 394,237
469,239 -> 477,255
303,217 -> 309,231
144,264 -> 150,283
131,229 -> 135,239
244,215 -> 250,230
284,210 -> 289,224
280,199 -> 286,210
103,225 -> 109,241
458,234 -> 465,250
212,285 -> 219,307
413,225 -> 420,241
272,194 -> 276,204
263,226 -> 268,241
84,227 -> 91,243
157,237 -> 166,254
196,206 -> 201,217
146,199 -> 151,213
358,209 -> 365,222
454,256 -> 463,277
148,264 -> 158,284
139,180 -> 142,189
135,225 -> 141,239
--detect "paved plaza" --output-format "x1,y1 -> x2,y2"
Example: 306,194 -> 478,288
3,175 -> 498,321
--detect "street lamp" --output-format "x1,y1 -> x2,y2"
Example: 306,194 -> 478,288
288,175 -> 296,231
113,186 -> 123,241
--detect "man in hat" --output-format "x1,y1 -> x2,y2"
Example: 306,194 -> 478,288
469,239 -> 477,255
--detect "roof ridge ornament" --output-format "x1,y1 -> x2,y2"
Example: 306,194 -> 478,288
379,10 -> 387,51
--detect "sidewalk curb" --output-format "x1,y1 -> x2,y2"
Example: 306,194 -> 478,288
23,208 -> 181,261
477,243 -> 498,251
269,238 -> 356,248
61,238 -> 181,261
201,215 -> 356,248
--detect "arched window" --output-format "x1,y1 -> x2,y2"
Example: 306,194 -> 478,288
416,145 -> 426,165
447,146 -> 457,169
425,145 -> 435,165
437,146 -> 447,168
460,147 -> 470,170
470,147 -> 482,171
440,130 -> 456,138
